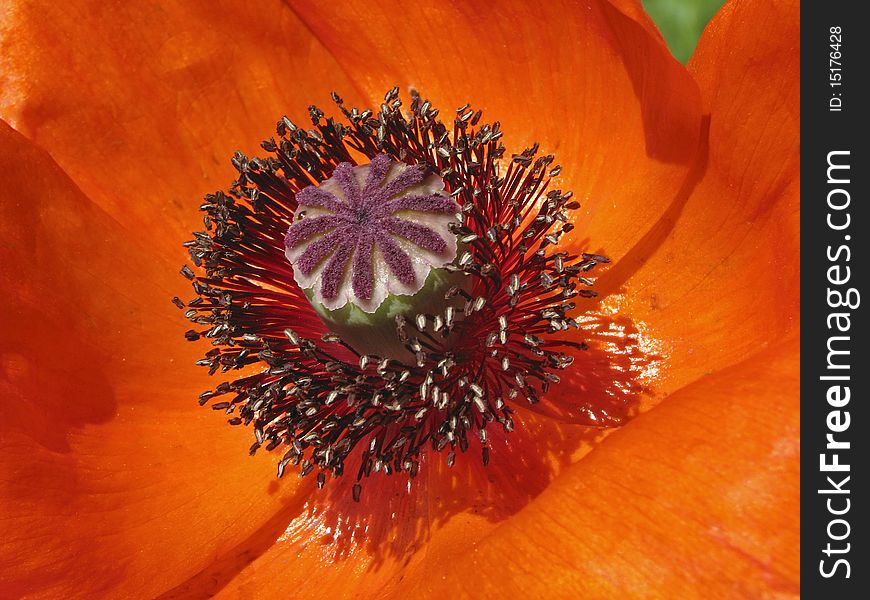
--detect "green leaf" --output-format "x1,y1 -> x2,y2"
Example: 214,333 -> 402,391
642,0 -> 727,64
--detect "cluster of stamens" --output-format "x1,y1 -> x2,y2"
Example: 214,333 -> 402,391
178,88 -> 611,499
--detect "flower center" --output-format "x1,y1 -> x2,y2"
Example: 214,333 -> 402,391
284,156 -> 460,315
354,208 -> 369,223
284,157 -> 464,360
180,89 -> 621,498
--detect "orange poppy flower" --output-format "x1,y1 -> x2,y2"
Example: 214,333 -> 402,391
0,0 -> 798,597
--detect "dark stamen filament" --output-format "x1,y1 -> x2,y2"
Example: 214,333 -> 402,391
180,88 -> 617,499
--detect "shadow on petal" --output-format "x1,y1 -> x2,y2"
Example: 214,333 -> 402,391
1,334 -> 117,454
1,121 -> 123,451
599,1 -> 701,163
591,116 -> 710,299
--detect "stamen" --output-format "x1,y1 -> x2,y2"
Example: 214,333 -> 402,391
180,89 -> 623,497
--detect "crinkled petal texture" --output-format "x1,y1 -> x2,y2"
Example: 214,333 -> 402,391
0,0 -> 798,599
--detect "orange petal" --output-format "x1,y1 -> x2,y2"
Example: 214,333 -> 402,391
0,0 -> 367,256
0,121 -> 306,598
286,0 -> 703,260
594,0 -> 800,395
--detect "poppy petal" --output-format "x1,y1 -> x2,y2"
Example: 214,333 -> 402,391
0,0 -> 367,251
0,122 -> 308,598
592,0 -> 800,395
285,0 -> 703,260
